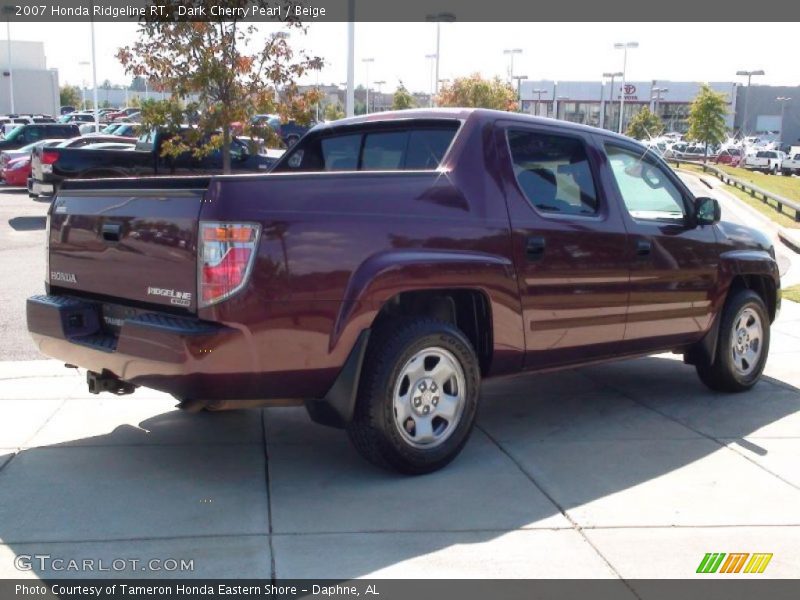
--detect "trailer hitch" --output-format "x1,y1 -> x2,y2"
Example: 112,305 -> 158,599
86,370 -> 137,395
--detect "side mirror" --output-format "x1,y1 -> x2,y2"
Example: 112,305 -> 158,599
695,196 -> 721,225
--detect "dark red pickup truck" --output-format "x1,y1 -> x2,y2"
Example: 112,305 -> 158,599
27,108 -> 780,473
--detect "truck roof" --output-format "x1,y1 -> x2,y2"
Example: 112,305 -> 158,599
312,107 -> 634,144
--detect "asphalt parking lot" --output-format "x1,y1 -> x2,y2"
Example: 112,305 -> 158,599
0,182 -> 799,581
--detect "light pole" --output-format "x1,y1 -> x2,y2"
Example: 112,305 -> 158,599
79,61 -> 90,111
373,80 -> 385,112
361,57 -> 374,114
777,96 -> 792,144
512,75 -> 528,112
736,69 -> 765,138
346,0 -> 355,117
602,71 -> 622,131
556,96 -> 570,121
5,18 -> 14,114
90,15 -> 100,132
652,87 -> 668,118
503,48 -> 522,83
614,42 -> 638,134
531,88 -> 547,117
425,54 -> 437,107
426,12 -> 455,106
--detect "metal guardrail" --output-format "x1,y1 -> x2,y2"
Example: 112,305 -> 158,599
671,159 -> 800,222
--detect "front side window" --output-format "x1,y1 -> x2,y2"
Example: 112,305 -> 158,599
507,130 -> 599,216
606,145 -> 687,222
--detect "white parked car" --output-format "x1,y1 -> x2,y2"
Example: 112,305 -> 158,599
744,150 -> 786,174
781,152 -> 800,176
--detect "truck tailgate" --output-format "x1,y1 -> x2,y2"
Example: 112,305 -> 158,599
48,179 -> 211,313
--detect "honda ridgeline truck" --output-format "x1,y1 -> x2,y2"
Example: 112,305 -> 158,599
27,109 -> 780,473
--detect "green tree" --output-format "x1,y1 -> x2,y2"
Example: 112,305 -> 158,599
686,84 -> 729,162
324,102 -> 345,121
117,0 -> 322,173
437,73 -> 517,111
625,107 -> 664,140
60,85 -> 82,108
392,85 -> 415,110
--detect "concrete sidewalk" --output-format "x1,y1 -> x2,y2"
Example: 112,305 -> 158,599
0,303 -> 799,580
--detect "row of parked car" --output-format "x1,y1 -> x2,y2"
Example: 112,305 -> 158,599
0,107 -> 319,194
0,122 -> 138,189
0,119 -> 281,196
644,133 -> 800,176
60,106 -> 313,147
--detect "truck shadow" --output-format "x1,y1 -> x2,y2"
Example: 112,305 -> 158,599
0,355 -> 798,579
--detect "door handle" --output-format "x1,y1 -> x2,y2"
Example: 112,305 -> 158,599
102,222 -> 123,242
526,236 -> 546,261
635,239 -> 652,257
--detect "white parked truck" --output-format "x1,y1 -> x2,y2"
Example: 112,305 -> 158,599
744,150 -> 786,174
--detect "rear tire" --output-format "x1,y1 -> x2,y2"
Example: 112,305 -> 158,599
347,319 -> 480,474
696,289 -> 770,392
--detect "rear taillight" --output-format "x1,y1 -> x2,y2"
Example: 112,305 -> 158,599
41,149 -> 60,165
198,222 -> 261,308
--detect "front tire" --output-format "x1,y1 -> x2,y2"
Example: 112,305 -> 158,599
696,289 -> 770,392
347,319 -> 480,474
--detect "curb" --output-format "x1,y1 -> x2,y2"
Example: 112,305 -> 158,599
778,229 -> 800,254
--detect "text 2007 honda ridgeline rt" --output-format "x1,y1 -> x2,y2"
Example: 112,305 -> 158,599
28,109 -> 780,473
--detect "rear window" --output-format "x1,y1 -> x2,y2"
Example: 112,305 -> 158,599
756,151 -> 776,158
47,126 -> 74,137
275,121 -> 459,172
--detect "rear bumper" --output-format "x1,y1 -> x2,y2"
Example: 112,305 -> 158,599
27,294 -> 370,424
30,172 -> 61,196
30,179 -> 55,196
26,294 -> 243,400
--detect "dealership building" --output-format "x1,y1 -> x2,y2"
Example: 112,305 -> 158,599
0,41 -> 60,116
519,79 -> 800,145
519,80 -> 738,134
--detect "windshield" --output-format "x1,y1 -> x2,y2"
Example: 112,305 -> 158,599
4,127 -> 24,141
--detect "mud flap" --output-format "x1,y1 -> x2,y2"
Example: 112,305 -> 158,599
305,329 -> 371,429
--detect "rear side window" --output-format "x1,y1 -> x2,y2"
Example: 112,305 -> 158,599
362,131 -> 406,170
507,130 -> 599,216
276,122 -> 458,172
321,134 -> 361,170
